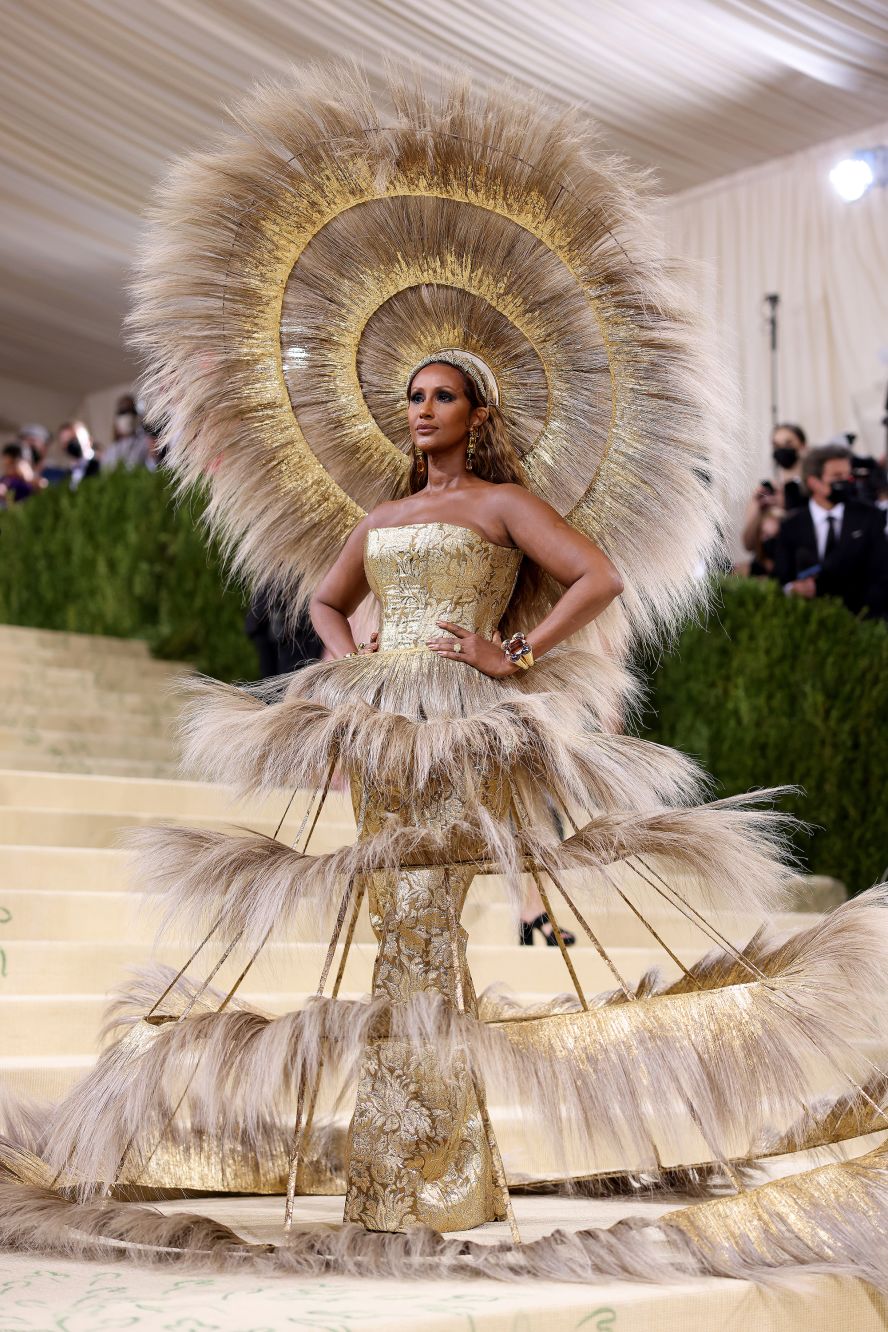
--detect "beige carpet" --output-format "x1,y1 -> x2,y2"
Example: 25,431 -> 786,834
2,1192 -> 888,1331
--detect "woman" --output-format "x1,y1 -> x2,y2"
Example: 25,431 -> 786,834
3,68 -> 888,1287
319,358 -> 598,949
312,361 -> 622,665
741,422 -> 808,563
309,353 -> 622,1229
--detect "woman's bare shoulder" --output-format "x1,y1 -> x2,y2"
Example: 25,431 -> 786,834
339,503 -> 400,552
493,483 -> 559,524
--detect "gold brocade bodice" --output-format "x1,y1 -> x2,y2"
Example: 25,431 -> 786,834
363,522 -> 521,650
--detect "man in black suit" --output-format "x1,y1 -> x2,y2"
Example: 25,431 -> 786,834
245,589 -> 324,678
775,444 -> 888,618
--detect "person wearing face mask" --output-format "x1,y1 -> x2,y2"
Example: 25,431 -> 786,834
775,443 -> 888,618
740,423 -> 807,563
771,422 -> 808,508
38,422 -> 100,487
103,394 -> 150,471
65,422 -> 101,488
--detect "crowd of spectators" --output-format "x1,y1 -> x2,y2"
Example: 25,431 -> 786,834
738,423 -> 888,619
0,394 -> 162,508
8,394 -> 888,622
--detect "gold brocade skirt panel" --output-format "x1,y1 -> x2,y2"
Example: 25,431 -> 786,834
344,774 -> 509,1233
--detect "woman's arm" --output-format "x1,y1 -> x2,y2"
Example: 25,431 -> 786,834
309,517 -> 375,657
428,486 -> 623,676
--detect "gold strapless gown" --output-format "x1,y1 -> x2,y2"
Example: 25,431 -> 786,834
344,523 -> 520,1231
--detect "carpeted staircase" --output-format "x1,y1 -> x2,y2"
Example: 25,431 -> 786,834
0,624 -> 817,1109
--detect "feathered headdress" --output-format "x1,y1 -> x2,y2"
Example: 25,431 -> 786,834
131,65 -> 729,646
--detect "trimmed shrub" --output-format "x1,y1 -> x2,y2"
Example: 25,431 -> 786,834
0,470 -> 257,680
638,577 -> 888,893
5,477 -> 882,888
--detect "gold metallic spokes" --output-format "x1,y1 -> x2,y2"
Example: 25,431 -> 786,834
281,194 -> 609,515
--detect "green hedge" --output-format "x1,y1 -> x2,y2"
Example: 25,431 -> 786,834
4,478 -> 883,888
0,470 -> 257,680
638,577 -> 888,893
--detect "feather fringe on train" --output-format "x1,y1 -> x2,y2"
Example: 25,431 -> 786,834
176,647 -> 655,802
125,794 -> 795,950
30,889 -> 888,1199
3,1146 -> 888,1289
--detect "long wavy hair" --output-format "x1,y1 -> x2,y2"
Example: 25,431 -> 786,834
405,363 -> 551,632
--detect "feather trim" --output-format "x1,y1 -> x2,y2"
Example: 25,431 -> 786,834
3,1149 -> 888,1289
126,794 -> 794,951
129,65 -> 736,652
34,889 -> 888,1198
664,1139 -> 888,1289
175,650 -> 691,811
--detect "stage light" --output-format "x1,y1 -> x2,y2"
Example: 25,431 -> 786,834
829,148 -> 888,202
830,157 -> 874,201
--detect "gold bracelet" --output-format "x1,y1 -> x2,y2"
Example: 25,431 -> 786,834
502,631 -> 534,670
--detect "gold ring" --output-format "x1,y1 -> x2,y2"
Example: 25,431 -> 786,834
453,642 -> 462,653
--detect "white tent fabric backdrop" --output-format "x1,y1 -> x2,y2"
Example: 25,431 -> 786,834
665,118 -> 888,529
2,0 -> 887,542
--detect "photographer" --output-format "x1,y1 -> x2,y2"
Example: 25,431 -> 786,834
775,444 -> 888,618
741,423 -> 807,560
0,444 -> 44,505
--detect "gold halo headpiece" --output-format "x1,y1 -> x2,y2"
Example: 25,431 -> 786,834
408,350 -> 500,407
131,66 -> 730,645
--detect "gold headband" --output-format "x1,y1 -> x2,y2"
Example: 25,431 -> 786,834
407,349 -> 500,407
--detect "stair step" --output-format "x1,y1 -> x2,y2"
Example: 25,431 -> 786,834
0,754 -> 184,779
0,846 -> 131,891
0,806 -> 355,849
0,761 -> 185,777
0,728 -> 179,760
3,687 -> 182,716
0,888 -> 810,951
0,1055 -> 98,1103
0,770 -> 346,821
0,645 -> 160,668
0,626 -> 158,658
0,709 -> 178,738
0,653 -> 184,680
0,938 -> 673,995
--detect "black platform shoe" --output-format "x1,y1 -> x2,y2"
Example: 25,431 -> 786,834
519,913 -> 576,946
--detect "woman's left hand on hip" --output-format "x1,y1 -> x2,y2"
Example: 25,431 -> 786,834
426,621 -> 517,677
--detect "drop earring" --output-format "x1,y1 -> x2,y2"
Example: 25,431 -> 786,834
465,429 -> 476,471
413,445 -> 426,475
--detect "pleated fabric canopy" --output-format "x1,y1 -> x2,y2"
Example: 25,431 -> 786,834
3,0 -> 888,397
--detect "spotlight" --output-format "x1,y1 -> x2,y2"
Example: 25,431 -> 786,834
829,147 -> 888,202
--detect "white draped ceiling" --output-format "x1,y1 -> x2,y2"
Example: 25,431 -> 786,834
2,0 -> 888,436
